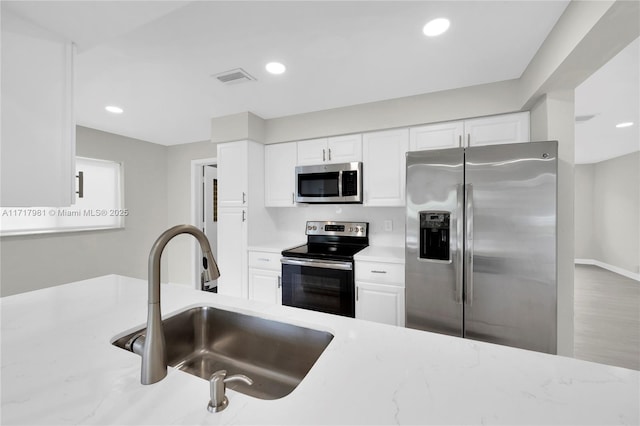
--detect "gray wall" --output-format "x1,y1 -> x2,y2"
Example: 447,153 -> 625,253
530,90 -> 575,357
0,126 -> 168,296
574,163 -> 595,259
165,141 -> 218,286
575,152 -> 640,274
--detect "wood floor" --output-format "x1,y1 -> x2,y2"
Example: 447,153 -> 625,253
573,264 -> 640,370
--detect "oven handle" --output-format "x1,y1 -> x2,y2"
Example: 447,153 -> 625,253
281,257 -> 353,271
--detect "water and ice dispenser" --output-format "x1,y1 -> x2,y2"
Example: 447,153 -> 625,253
419,211 -> 450,261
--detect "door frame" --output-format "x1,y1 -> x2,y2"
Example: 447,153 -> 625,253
190,157 -> 218,289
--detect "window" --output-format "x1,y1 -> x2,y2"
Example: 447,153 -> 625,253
0,157 -> 125,236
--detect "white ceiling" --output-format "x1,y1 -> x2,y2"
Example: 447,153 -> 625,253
5,1 -> 638,164
574,37 -> 640,164
4,1 -> 573,146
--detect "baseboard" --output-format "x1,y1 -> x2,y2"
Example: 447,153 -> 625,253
575,259 -> 640,282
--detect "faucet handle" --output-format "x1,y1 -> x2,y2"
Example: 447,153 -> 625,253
207,370 -> 253,413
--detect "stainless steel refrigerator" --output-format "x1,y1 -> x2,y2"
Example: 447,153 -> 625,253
405,141 -> 557,354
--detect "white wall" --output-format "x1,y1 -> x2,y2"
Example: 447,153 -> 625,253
266,205 -> 405,248
0,126 -> 168,297
576,152 -> 640,274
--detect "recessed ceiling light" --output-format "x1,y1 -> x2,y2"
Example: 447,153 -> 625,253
265,62 -> 286,75
423,18 -> 450,37
615,122 -> 634,128
105,105 -> 123,114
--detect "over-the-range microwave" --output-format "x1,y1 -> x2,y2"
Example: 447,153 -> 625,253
295,162 -> 363,204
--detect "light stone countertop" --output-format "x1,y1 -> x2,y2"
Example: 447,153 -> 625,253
1,274 -> 638,425
247,241 -> 303,254
354,245 -> 405,263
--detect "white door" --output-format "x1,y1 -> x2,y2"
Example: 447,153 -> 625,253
326,134 -> 362,163
464,112 -> 530,146
217,141 -> 248,207
409,121 -> 464,151
362,128 -> 409,206
248,269 -> 281,304
296,138 -> 328,165
265,142 -> 297,207
356,282 -> 405,326
217,207 -> 247,298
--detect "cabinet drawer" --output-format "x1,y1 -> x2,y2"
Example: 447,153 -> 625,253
248,251 -> 281,271
355,261 -> 404,285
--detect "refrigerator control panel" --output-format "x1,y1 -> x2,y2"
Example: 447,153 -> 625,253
419,211 -> 450,261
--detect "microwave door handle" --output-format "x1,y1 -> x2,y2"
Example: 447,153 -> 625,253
338,170 -> 343,198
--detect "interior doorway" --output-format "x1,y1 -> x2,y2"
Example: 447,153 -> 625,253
191,157 -> 218,291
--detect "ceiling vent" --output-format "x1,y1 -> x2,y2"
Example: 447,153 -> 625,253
575,114 -> 597,123
213,68 -> 256,85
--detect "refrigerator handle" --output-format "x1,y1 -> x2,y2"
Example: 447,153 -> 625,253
455,184 -> 464,304
464,183 -> 474,306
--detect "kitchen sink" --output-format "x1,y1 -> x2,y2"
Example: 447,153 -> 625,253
112,306 -> 333,399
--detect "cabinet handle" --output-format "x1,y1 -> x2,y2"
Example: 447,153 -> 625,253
328,148 -> 331,161
371,270 -> 387,274
322,148 -> 326,162
292,192 -> 295,205
467,134 -> 471,147
76,171 -> 84,198
257,258 -> 270,262
242,192 -> 246,204
242,210 -> 246,222
277,276 -> 281,288
458,135 -> 462,148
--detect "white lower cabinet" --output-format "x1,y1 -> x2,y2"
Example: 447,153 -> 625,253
355,260 -> 405,326
217,208 -> 247,298
356,282 -> 404,326
248,251 -> 282,305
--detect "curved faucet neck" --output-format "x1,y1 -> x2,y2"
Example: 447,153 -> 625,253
142,224 -> 220,385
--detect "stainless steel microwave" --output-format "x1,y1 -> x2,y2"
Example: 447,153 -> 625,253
295,162 -> 363,204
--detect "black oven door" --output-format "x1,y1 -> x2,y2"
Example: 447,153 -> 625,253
281,257 -> 355,318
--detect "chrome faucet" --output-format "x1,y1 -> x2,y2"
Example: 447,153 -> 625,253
207,370 -> 253,412
141,224 -> 220,385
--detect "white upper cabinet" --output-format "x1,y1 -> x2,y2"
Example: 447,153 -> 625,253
1,11 -> 75,207
408,112 -> 530,152
296,134 -> 362,165
464,111 -> 530,147
265,142 -> 297,207
362,128 -> 409,206
410,121 -> 464,151
217,141 -> 248,208
326,134 -> 362,163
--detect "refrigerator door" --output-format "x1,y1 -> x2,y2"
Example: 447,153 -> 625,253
406,148 -> 464,336
463,141 -> 557,353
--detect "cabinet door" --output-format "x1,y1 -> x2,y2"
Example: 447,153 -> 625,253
362,128 -> 409,206
217,141 -> 248,207
1,12 -> 75,207
409,121 -> 464,151
248,268 -> 281,305
296,138 -> 328,165
464,112 -> 530,147
217,208 -> 247,298
327,134 -> 362,163
356,282 -> 405,326
265,142 -> 297,207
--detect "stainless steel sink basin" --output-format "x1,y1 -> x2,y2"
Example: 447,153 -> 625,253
112,306 -> 333,399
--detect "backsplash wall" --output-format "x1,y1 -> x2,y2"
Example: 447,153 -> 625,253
266,205 -> 405,247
